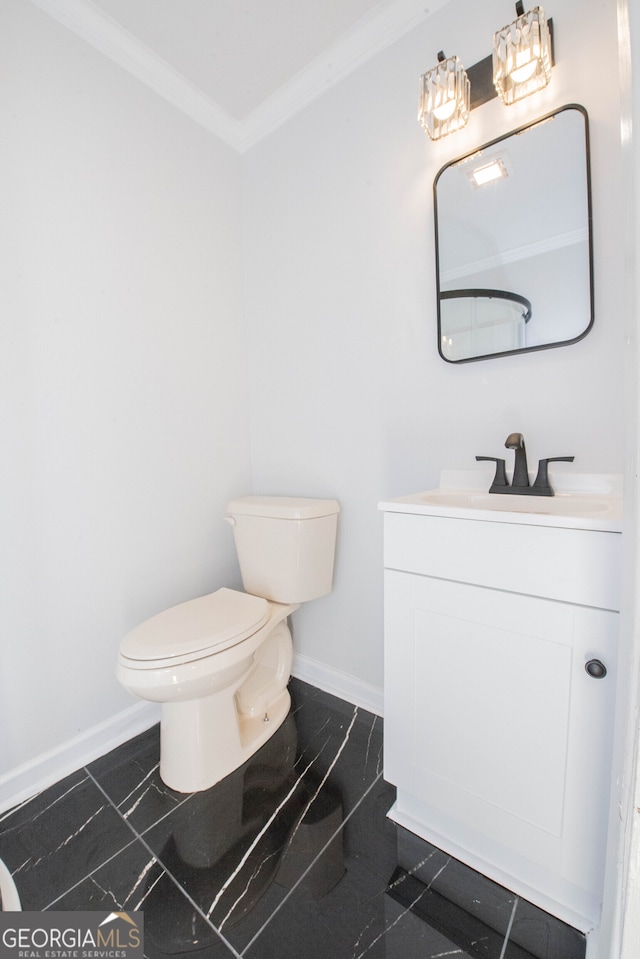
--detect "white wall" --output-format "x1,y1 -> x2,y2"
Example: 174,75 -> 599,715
0,1 -> 251,782
243,0 -> 625,695
0,0 -> 627,809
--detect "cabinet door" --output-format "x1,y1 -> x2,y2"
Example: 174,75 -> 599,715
384,569 -> 617,921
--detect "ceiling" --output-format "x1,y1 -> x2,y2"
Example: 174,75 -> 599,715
33,0 -> 448,150
88,0 -> 402,120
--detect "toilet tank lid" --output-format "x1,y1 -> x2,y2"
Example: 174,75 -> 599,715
226,496 -> 340,520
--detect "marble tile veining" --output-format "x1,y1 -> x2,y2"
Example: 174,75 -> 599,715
0,679 -> 585,959
0,770 -> 136,910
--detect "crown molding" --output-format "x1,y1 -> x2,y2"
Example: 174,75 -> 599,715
31,0 -> 447,153
239,0 -> 451,151
30,0 -> 246,150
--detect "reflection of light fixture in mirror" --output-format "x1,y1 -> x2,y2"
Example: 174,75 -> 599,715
468,157 -> 509,188
418,52 -> 470,140
493,3 -> 552,104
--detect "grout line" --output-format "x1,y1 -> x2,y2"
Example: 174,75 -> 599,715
84,769 -> 243,959
40,764 -> 189,911
498,895 -> 520,959
27,686 -> 385,959
42,834 -> 141,912
208,703 -> 367,944
0,774 -> 90,831
207,747 -> 329,926
240,769 -> 384,956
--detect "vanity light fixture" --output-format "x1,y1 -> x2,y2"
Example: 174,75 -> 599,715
418,8 -> 554,140
418,51 -> 470,141
492,2 -> 552,104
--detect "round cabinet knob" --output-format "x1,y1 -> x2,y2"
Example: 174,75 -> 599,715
585,659 -> 607,679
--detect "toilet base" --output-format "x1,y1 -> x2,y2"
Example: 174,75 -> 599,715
159,623 -> 294,792
160,689 -> 291,792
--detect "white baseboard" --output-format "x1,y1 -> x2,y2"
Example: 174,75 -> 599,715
0,662 -> 381,816
0,702 -> 160,816
292,652 -> 384,718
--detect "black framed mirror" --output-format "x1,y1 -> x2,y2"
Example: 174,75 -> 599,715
434,104 -> 593,363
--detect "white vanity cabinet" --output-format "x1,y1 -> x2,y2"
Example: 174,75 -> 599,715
380,494 -> 622,931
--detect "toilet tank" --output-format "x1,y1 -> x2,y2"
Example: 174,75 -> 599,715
226,496 -> 340,604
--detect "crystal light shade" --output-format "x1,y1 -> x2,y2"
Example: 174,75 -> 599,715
418,55 -> 470,141
493,5 -> 552,105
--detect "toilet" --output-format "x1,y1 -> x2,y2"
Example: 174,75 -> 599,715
116,495 -> 340,793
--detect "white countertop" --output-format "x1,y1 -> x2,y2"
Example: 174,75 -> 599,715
379,472 -> 623,533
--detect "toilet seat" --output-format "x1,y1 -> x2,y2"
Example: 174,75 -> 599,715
119,587 -> 270,670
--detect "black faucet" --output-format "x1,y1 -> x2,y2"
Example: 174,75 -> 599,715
476,433 -> 574,496
505,432 -> 529,489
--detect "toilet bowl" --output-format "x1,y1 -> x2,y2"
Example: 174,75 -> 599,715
0,858 -> 21,911
117,496 -> 339,793
117,588 -> 298,791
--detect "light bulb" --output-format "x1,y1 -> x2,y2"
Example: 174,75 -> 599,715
510,60 -> 537,83
433,98 -> 457,121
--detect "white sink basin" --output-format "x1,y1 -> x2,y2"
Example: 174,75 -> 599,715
380,485 -> 623,532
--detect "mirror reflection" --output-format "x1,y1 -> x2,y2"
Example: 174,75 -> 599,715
434,104 -> 593,363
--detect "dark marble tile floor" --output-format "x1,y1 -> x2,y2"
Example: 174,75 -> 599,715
0,679 -> 586,959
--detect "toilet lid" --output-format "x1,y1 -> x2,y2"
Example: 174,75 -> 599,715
120,587 -> 271,664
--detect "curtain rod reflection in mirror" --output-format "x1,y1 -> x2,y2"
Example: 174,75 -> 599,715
439,290 -> 533,363
440,290 -> 532,323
